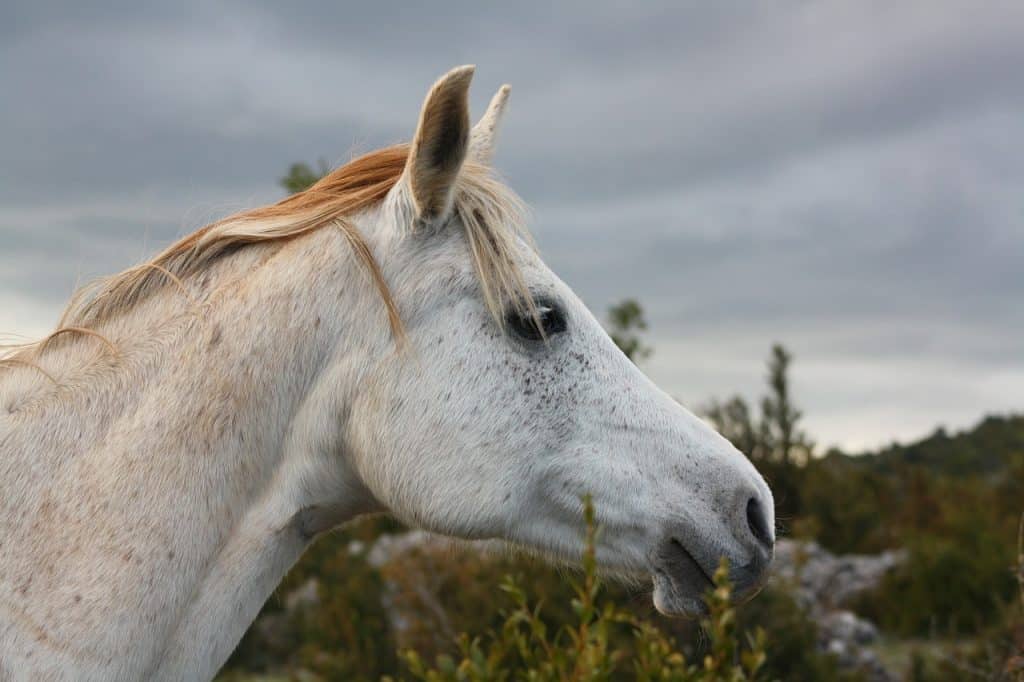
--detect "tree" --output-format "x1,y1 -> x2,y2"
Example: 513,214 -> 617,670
279,160 -> 330,195
704,396 -> 759,458
703,343 -> 812,465
760,344 -> 813,465
606,299 -> 653,363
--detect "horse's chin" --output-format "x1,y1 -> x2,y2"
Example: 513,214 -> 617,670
649,537 -> 715,618
651,570 -> 711,618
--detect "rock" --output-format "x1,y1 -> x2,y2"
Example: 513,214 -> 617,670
771,539 -> 905,681
284,577 -> 320,612
772,539 -> 906,608
366,530 -> 453,567
821,610 -> 880,646
824,635 -> 892,682
365,530 -> 505,568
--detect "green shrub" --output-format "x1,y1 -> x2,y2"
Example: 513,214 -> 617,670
735,587 -> 862,682
853,527 -> 1016,637
222,499 -> 864,681
392,497 -> 767,681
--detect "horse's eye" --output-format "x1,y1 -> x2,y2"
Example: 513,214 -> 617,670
506,304 -> 567,342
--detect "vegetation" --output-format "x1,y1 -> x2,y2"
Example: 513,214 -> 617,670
397,498 -> 767,682
704,344 -> 813,467
280,160 -> 330,194
700,341 -> 1023,679
606,299 -> 653,363
223,497 -> 859,681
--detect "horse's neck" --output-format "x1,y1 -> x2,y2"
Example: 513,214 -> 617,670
0,227 -> 386,680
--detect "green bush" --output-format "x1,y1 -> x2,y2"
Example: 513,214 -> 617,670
851,514 -> 1017,637
221,499 -> 862,681
735,587 -> 862,682
393,497 -> 767,681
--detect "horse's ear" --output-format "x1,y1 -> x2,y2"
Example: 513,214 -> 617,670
404,65 -> 474,224
469,84 -> 511,165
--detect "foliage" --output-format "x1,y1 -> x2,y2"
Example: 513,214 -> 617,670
280,160 -> 330,195
898,520 -> 1024,681
703,344 -> 814,527
854,529 -> 1015,636
757,345 -> 813,466
703,343 -> 813,467
700,339 -> 1023,666
856,415 -> 1024,478
606,299 -> 653,363
377,540 -> 580,662
734,586 -> 860,682
787,454 -> 894,550
379,548 -> 850,681
220,505 -> 856,681
794,440 -> 1023,639
394,497 -> 767,682
704,397 -> 760,461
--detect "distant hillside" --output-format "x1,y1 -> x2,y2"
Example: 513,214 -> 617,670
838,413 -> 1024,477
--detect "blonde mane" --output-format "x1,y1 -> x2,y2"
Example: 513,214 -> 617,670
1,143 -> 533,369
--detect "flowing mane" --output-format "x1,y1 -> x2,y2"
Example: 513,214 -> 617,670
1,143 -> 532,368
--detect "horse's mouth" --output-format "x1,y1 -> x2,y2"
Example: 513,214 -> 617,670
650,538 -> 715,618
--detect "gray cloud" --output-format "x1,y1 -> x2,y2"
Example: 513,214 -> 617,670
1,0 -> 1021,448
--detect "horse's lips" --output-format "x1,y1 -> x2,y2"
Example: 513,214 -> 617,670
650,539 -> 715,618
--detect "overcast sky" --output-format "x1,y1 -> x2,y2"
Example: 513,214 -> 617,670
2,1 -> 1022,450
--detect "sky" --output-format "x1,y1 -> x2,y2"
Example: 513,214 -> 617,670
1,1 -> 1022,450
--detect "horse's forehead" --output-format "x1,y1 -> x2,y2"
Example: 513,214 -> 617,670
397,219 -> 545,282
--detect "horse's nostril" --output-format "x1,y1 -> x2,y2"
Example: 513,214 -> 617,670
745,497 -> 773,551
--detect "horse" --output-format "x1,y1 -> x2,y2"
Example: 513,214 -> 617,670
0,66 -> 774,680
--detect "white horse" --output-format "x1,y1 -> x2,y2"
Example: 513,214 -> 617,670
0,66 -> 774,680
